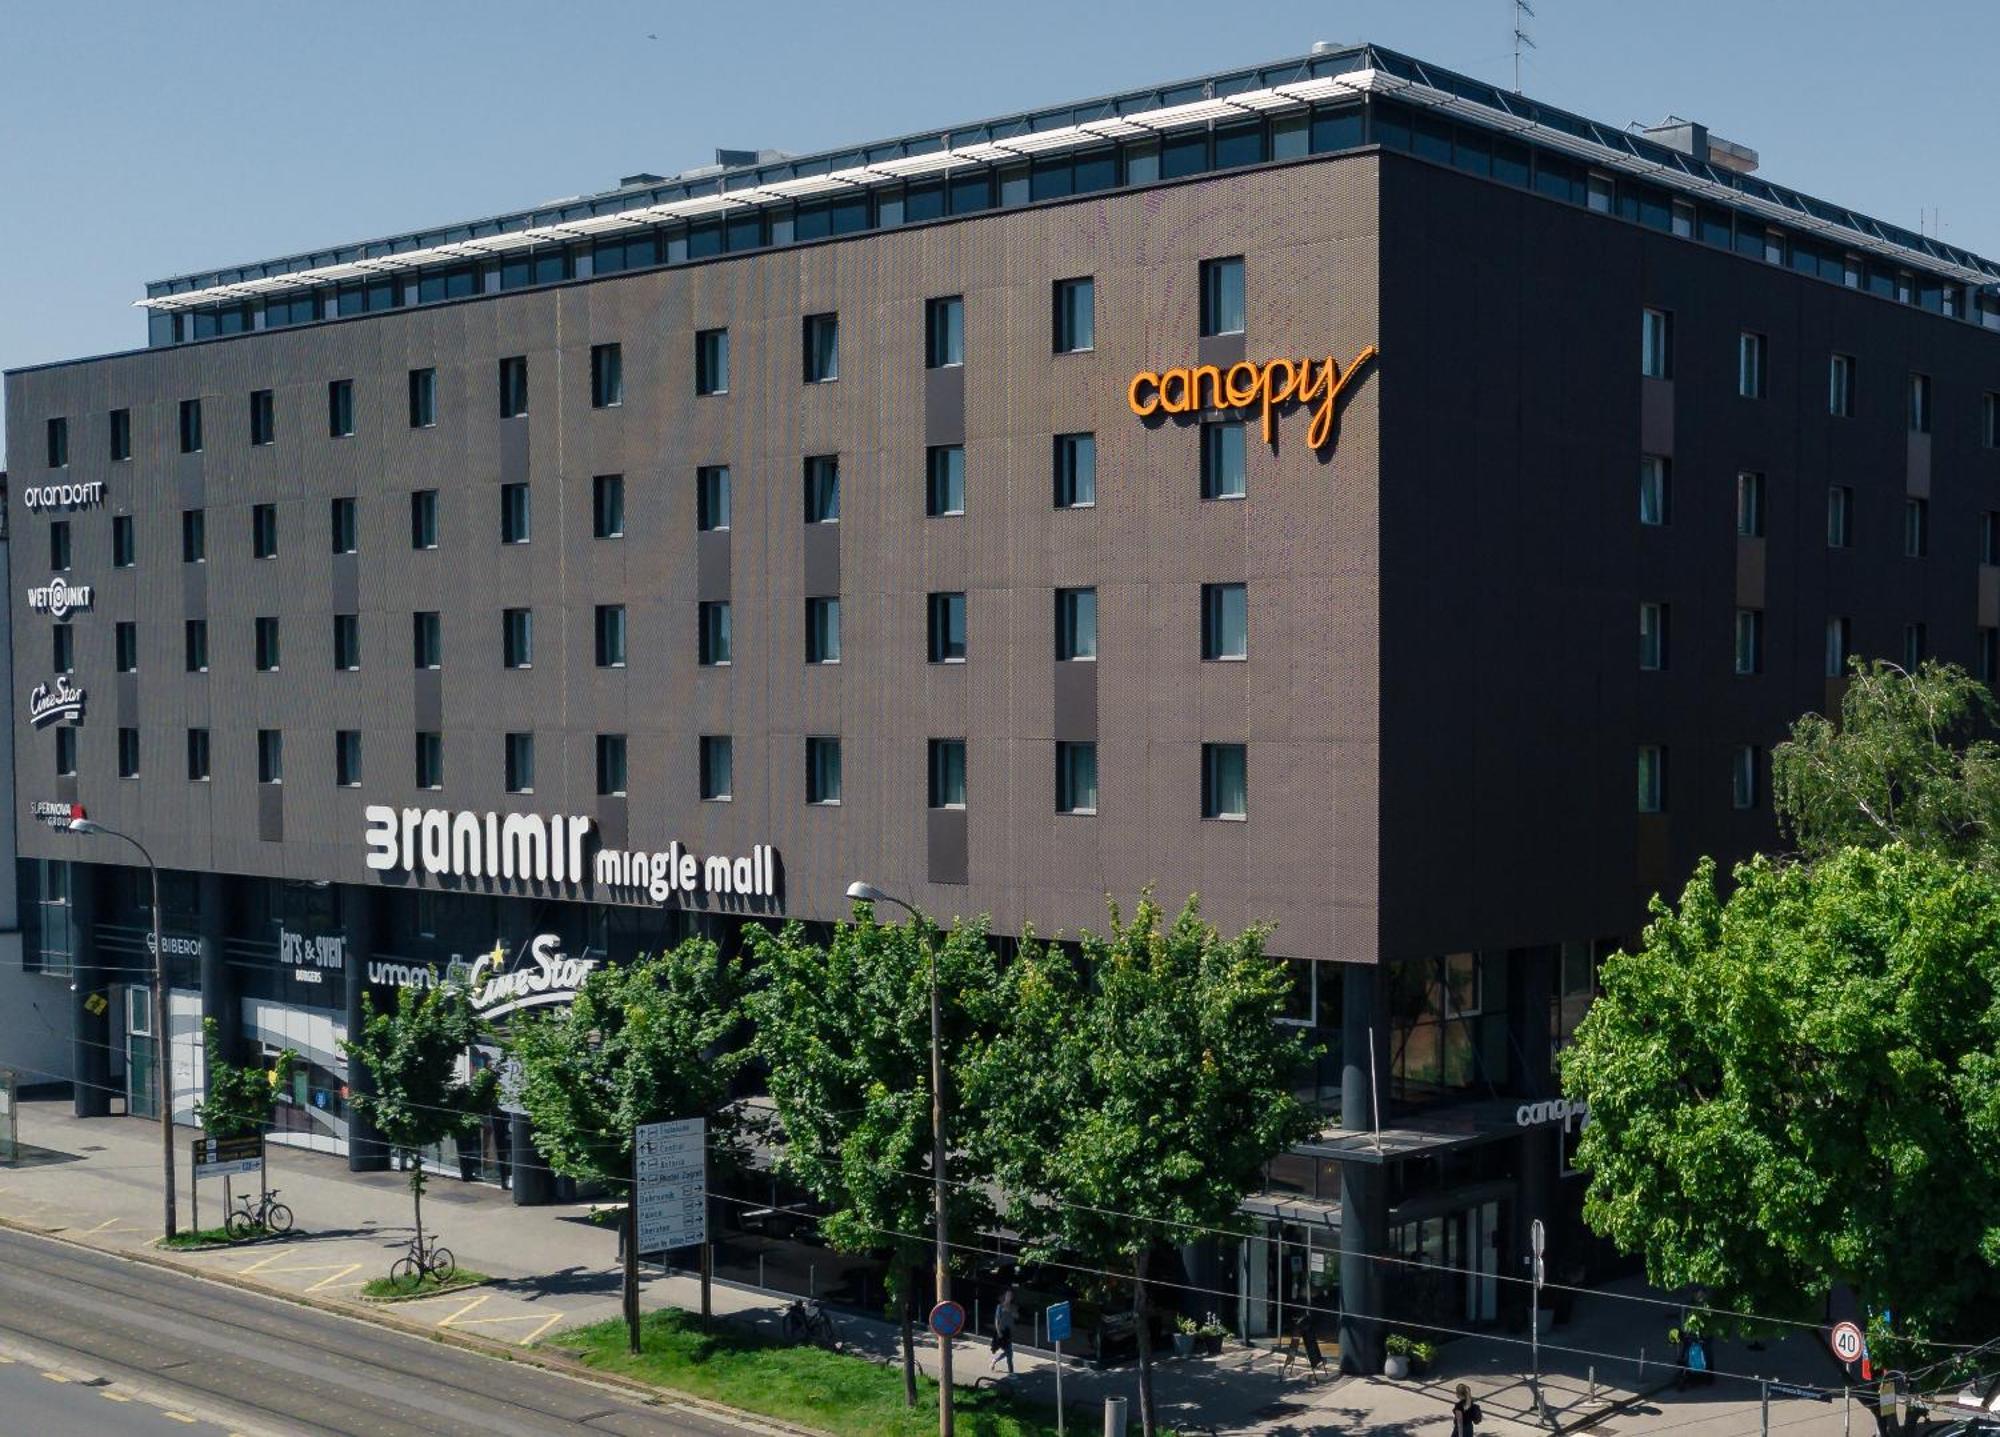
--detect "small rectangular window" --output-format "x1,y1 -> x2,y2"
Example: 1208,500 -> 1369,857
1053,277 -> 1096,353
415,732 -> 443,790
53,623 -> 75,674
252,503 -> 278,559
112,514 -> 135,568
1734,609 -> 1763,676
1641,308 -> 1672,378
1827,486 -> 1853,548
412,611 -> 441,669
333,613 -> 360,671
117,727 -> 140,779
410,490 -> 438,549
1202,583 -> 1247,661
109,408 -> 131,463
695,328 -> 730,395
804,456 -> 840,523
1202,743 -> 1248,820
179,398 -> 203,454
925,296 -> 965,367
929,739 -> 968,809
408,367 -> 437,428
55,726 -> 77,777
258,729 -> 283,784
1904,497 -> 1929,558
1904,622 -> 1928,670
1764,229 -> 1786,265
804,313 -> 839,383
590,343 -> 623,408
1056,741 -> 1098,814
181,509 -> 205,563
697,466 -> 731,531
926,446 -> 965,516
1826,616 -> 1852,677
1056,587 -> 1097,661
1586,172 -> 1614,213
1981,628 -> 2000,685
1732,745 -> 1761,810
1637,744 -> 1665,813
699,601 -> 732,665
595,604 -> 627,668
48,521 -> 70,572
806,597 -> 841,664
1738,332 -> 1765,398
255,616 -> 281,672
183,619 -> 207,673
114,621 -> 138,674
1201,422 -> 1246,500
327,379 -> 354,438
596,734 -> 628,796
1200,257 -> 1246,337
806,736 -> 842,804
1055,433 -> 1097,508
1640,456 -> 1670,526
1909,372 -> 1932,435
503,608 -> 533,669
593,474 -> 625,539
1829,354 -> 1855,417
187,728 -> 210,782
505,732 -> 535,794
1983,512 -> 2000,566
1985,394 -> 2000,449
499,356 -> 529,418
249,389 -> 275,446
501,483 -> 531,544
1638,602 -> 1668,671
1736,472 -> 1765,538
700,735 -> 734,800
928,592 -> 967,663
335,730 -> 362,788
330,496 -> 357,554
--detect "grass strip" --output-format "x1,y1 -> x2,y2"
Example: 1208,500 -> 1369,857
361,1268 -> 488,1300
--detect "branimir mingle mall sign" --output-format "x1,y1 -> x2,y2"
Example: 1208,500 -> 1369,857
1127,347 -> 1377,451
361,804 -> 778,906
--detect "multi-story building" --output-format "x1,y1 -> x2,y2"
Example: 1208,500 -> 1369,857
7,42 -> 1998,1367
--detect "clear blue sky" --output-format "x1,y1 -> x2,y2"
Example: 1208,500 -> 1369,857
4,0 -> 1996,453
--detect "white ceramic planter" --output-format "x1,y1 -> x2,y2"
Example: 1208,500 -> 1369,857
1384,1353 -> 1410,1380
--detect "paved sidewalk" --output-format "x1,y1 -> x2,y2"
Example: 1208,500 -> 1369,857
0,1099 -> 1877,1436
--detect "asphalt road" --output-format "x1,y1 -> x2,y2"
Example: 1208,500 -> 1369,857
0,1227 -> 763,1437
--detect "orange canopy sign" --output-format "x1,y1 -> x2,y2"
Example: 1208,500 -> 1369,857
1127,346 -> 1378,451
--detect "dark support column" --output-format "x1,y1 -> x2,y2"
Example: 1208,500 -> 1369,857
1513,949 -> 1558,1317
344,885 -> 389,1172
70,862 -> 110,1118
510,1112 -> 552,1205
1338,962 -> 1388,1374
197,874 -> 234,1059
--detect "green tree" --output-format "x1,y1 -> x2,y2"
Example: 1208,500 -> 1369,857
196,1017 -> 296,1139
747,910 -> 998,1407
1773,658 -> 2000,864
1560,846 -> 2000,1359
509,938 -> 746,1354
966,894 -> 1320,1437
341,983 -> 497,1271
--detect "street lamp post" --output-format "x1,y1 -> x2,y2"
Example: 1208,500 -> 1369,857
847,880 -> 953,1437
70,818 -> 176,1241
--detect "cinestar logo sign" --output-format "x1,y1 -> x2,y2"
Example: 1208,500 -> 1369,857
463,934 -> 597,1021
27,578 -> 93,618
28,677 -> 86,728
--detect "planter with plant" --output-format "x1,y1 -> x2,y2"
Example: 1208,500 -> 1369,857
1195,1314 -> 1228,1357
1172,1314 -> 1197,1358
1384,1332 -> 1433,1379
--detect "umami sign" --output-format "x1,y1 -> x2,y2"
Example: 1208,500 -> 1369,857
1127,347 -> 1378,451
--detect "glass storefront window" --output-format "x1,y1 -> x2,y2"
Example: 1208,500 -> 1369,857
1390,952 -> 1509,1106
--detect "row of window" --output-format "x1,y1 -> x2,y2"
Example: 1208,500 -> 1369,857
1639,308 -> 1997,440
1637,744 -> 1765,813
57,582 -> 1251,678
1638,604 -> 1942,678
1638,462 -> 2000,558
61,724 -> 1251,820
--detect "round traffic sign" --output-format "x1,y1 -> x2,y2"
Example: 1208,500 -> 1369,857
1831,1321 -> 1865,1364
929,1300 -> 966,1338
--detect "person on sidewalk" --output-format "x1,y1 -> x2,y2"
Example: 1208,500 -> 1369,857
1451,1383 -> 1482,1437
990,1288 -> 1019,1375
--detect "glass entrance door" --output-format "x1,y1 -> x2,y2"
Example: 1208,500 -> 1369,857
126,986 -> 157,1119
1466,1201 -> 1500,1323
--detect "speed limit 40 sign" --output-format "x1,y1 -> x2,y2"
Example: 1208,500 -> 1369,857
1830,1321 -> 1865,1364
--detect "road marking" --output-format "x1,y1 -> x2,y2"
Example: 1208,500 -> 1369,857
83,1217 -> 121,1234
99,1390 -> 132,1402
518,1313 -> 565,1346
236,1249 -> 294,1275
436,1294 -> 491,1327
40,1370 -> 68,1383
442,1304 -> 571,1346
162,1411 -> 196,1424
303,1263 -> 364,1293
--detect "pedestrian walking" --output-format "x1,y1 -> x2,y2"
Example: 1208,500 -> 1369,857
1451,1383 -> 1482,1437
990,1287 -> 1019,1375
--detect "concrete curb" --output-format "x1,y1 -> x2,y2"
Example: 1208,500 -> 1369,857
0,1215 -> 830,1437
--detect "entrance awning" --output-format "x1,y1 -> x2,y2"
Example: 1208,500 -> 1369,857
1297,1098 -> 1546,1165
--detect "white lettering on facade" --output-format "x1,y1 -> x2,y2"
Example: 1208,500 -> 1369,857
27,578 -> 93,618
280,929 -> 346,974
464,934 -> 596,1021
30,800 -> 81,830
368,959 -> 441,990
596,843 -> 776,903
146,932 -> 205,960
28,677 -> 86,728
363,805 -> 590,884
1515,1098 -> 1590,1132
21,481 -> 105,512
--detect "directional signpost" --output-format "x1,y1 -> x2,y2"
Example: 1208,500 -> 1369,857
1046,1300 -> 1073,1435
634,1118 -> 706,1254
189,1133 -> 263,1235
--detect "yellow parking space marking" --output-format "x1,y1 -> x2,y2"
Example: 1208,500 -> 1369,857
40,1371 -> 68,1383
441,1303 -> 571,1346
235,1248 -> 296,1275
99,1390 -> 132,1402
517,1313 -> 565,1346
435,1294 -> 492,1327
83,1218 -> 121,1234
303,1264 -> 364,1292
162,1411 -> 197,1424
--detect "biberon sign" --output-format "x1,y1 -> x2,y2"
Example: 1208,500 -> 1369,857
1127,347 -> 1378,451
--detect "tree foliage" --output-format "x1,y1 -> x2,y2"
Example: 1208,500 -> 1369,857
1773,659 -> 2000,865
1560,846 -> 2000,1351
965,894 -> 1320,1436
196,1017 -> 296,1138
746,909 -> 998,1406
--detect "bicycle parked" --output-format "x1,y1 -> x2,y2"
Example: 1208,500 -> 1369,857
224,1187 -> 294,1240
390,1231 -> 456,1286
783,1298 -> 841,1351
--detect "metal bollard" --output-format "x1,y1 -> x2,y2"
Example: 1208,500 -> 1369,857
1589,1365 -> 1597,1400
1103,1394 -> 1129,1436
1761,1380 -> 1770,1437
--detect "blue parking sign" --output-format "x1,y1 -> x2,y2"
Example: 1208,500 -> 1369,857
1046,1301 -> 1072,1343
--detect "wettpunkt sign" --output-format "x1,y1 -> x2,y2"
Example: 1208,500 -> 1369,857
1127,347 -> 1378,450
28,677 -> 86,728
26,577 -> 93,618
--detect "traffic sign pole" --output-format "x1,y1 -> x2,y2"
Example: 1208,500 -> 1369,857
1047,1302 -> 1073,1437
